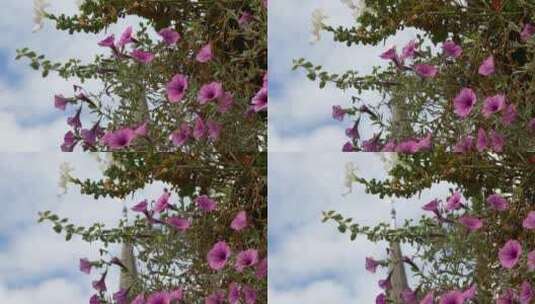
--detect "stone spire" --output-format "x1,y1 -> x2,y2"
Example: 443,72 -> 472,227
119,206 -> 138,298
388,199 -> 409,302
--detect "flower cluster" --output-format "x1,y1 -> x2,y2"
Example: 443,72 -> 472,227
78,189 -> 267,304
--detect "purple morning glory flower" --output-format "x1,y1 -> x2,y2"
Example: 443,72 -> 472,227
520,281 -> 534,304
251,87 -> 268,112
443,40 -> 463,58
158,27 -> 181,45
453,135 -> 474,153
478,55 -> 495,76
117,26 -> 134,48
476,128 -> 488,152
98,34 -> 115,48
243,286 -> 257,304
401,288 -> 417,304
528,250 -> 535,271
231,211 -> 248,231
332,105 -> 346,121
167,74 -> 188,103
401,40 -> 418,60
131,199 -> 148,213
196,195 -> 217,212
422,199 -> 440,214
458,215 -> 483,232
92,273 -> 107,292
196,42 -> 214,63
380,47 -> 398,62
170,123 -> 192,147
101,128 -> 136,150
497,289 -> 516,304
238,11 -> 254,27
228,282 -> 241,304
446,191 -> 462,210
217,92 -> 234,113
482,94 -> 505,118
523,211 -> 535,230
487,193 -> 508,211
414,64 -> 438,78
376,293 -> 386,304
198,82 -> 224,104
167,216 -> 191,231
439,290 -> 464,304
453,88 -> 477,118
235,249 -> 259,272
113,289 -> 129,304
131,294 -> 145,304
79,258 -> 92,274
462,284 -> 477,300
61,131 -> 76,152
207,120 -> 222,141
502,103 -> 518,125
193,116 -> 207,140
365,257 -> 380,273
207,241 -> 231,270
521,23 -> 535,42
255,257 -> 267,279
420,291 -> 434,304
146,292 -> 170,304
342,142 -> 355,152
67,107 -> 82,129
131,49 -> 155,64
499,239 -> 522,269
54,94 -> 69,110
489,129 -> 505,153
89,295 -> 101,304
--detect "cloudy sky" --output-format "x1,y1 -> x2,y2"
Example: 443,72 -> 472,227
268,153 -> 452,303
268,0 -> 419,152
0,152 -> 168,303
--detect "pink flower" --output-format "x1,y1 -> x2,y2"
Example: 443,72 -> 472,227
489,129 -> 505,153
243,286 -> 257,304
478,55 -> 495,76
420,291 -> 434,304
131,199 -> 148,213
422,199 -> 440,214
206,120 -> 222,141
453,88 -> 477,118
147,292 -> 171,304
401,40 -> 418,60
446,192 -> 462,210
401,288 -> 417,304
523,211 -> 535,229
207,241 -> 231,270
54,94 -> 69,110
205,291 -> 225,304
528,250 -> 535,270
376,293 -> 386,304
332,105 -> 346,121
90,295 -> 101,304
235,249 -> 259,272
380,47 -> 399,65
158,27 -> 180,45
198,82 -> 224,104
251,87 -> 268,112
117,26 -> 134,48
98,34 -> 115,48
195,195 -> 217,212
169,288 -> 183,302
498,239 -> 522,269
113,289 -> 128,304
131,49 -> 155,64
462,284 -> 477,300
453,135 -> 474,153
414,64 -> 438,78
521,23 -> 535,42
167,74 -> 188,103
476,128 -> 488,152
228,282 -> 241,304
439,290 -> 464,304
443,40 -> 463,58
101,128 -> 136,150
131,294 -> 145,304
196,43 -> 214,63
167,216 -> 191,231
520,281 -> 534,304
231,211 -> 248,231
193,117 -> 207,140
502,103 -> 518,125
486,193 -> 508,211
170,123 -> 192,147
458,215 -> 483,232
154,191 -> 171,213
497,289 -> 516,304
255,257 -> 267,279
365,257 -> 380,273
482,94 -> 505,118
134,121 -> 148,137
79,258 -> 92,274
